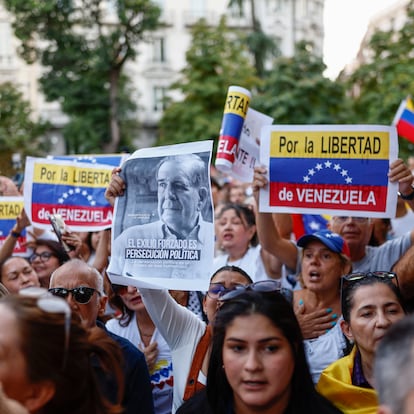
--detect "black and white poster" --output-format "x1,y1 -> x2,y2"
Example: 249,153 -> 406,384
107,141 -> 214,290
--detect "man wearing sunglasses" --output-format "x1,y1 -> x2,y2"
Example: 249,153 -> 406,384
49,259 -> 154,414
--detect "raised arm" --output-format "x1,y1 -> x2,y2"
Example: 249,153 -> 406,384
389,158 -> 414,244
253,166 -> 298,271
0,208 -> 30,262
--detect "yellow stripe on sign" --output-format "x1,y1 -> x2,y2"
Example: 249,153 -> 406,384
223,92 -> 250,117
33,164 -> 111,187
0,201 -> 23,219
269,130 -> 390,159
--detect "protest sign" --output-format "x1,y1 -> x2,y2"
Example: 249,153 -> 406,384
0,197 -> 26,255
24,157 -> 114,231
231,108 -> 273,182
48,153 -> 129,167
107,141 -> 214,291
216,86 -> 251,172
259,125 -> 398,218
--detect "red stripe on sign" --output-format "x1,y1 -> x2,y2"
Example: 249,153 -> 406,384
32,204 -> 113,227
269,182 -> 387,212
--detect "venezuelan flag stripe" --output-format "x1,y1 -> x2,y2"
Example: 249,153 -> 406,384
31,183 -> 108,207
269,182 -> 388,212
31,204 -> 113,227
269,158 -> 389,186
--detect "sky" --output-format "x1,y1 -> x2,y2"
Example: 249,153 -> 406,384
323,0 -> 404,79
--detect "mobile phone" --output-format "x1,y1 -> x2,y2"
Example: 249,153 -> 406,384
49,214 -> 74,252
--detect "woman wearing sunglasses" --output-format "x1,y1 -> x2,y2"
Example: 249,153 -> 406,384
177,289 -> 342,414
138,266 -> 253,413
0,291 -> 124,414
317,272 -> 407,414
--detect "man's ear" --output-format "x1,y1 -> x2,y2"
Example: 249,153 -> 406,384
197,187 -> 208,211
340,319 -> 354,342
98,295 -> 108,317
202,294 -> 208,315
22,380 -> 55,413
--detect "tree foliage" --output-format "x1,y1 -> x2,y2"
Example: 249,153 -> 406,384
227,0 -> 279,77
0,82 -> 50,175
344,0 -> 414,159
4,0 -> 161,153
254,41 -> 353,124
158,17 -> 259,147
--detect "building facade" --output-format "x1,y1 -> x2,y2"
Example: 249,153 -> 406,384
0,0 -> 325,153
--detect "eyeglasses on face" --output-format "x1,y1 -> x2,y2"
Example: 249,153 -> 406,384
218,280 -> 292,302
19,286 -> 71,370
29,252 -> 56,263
48,286 -> 100,304
334,216 -> 370,224
207,282 -> 246,299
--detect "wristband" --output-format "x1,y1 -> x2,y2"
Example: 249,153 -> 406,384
10,231 -> 21,238
398,185 -> 414,201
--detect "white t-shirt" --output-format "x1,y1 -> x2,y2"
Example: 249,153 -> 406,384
106,317 -> 173,414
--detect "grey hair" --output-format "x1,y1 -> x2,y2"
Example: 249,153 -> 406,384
50,259 -> 105,295
374,314 -> 414,414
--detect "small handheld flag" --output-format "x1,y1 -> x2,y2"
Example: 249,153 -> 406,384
392,96 -> 414,143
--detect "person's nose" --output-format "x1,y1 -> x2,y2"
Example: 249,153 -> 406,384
66,293 -> 79,310
244,349 -> 262,372
164,182 -> 177,200
20,272 -> 30,283
309,254 -> 320,265
376,310 -> 392,329
127,286 -> 137,294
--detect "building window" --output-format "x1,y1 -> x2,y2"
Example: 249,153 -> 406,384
152,37 -> 166,63
153,86 -> 167,112
0,21 -> 13,67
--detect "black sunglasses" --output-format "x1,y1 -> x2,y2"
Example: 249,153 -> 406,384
218,280 -> 292,303
341,271 -> 399,289
48,286 -> 100,304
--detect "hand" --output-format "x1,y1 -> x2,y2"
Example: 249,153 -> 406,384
139,341 -> 158,372
13,208 -> 31,233
252,166 -> 268,202
105,167 -> 125,206
388,158 -> 414,194
295,302 -> 338,339
61,231 -> 83,258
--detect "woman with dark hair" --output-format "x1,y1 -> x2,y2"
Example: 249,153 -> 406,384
213,203 -> 288,286
138,265 -> 253,412
29,240 -> 70,287
0,291 -> 124,414
177,289 -> 342,414
0,256 -> 40,293
106,284 -> 173,414
317,272 -> 407,414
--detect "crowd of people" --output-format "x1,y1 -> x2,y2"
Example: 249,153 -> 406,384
1,153 -> 414,414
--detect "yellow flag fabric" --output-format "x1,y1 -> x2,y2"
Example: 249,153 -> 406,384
316,347 -> 378,414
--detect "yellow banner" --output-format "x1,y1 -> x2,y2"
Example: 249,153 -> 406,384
270,130 -> 390,159
224,91 -> 250,117
0,200 -> 23,219
33,164 -> 111,187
